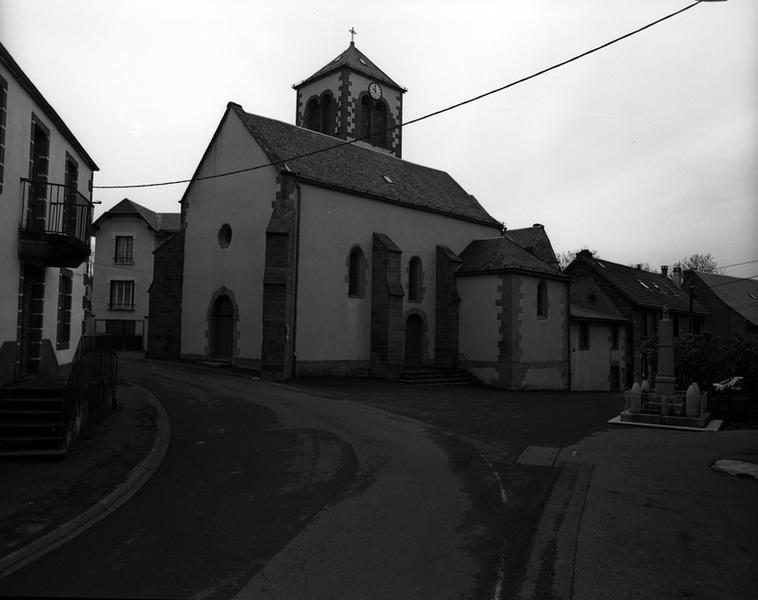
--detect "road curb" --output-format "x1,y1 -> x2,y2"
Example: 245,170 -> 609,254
517,461 -> 593,600
0,382 -> 170,579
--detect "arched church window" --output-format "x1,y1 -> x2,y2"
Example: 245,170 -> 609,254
372,101 -> 388,147
348,246 -> 366,298
408,256 -> 423,302
537,279 -> 548,318
319,92 -> 334,135
304,97 -> 320,131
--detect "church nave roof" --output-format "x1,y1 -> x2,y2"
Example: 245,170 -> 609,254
232,104 -> 500,227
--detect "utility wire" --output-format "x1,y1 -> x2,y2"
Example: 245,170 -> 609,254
694,273 -> 758,290
94,1 -> 703,191
720,258 -> 758,271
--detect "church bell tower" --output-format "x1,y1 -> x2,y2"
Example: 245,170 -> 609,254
293,31 -> 406,158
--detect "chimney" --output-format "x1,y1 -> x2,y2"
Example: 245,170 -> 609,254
661,265 -> 669,277
672,266 -> 682,288
532,223 -> 544,228
636,264 -> 642,270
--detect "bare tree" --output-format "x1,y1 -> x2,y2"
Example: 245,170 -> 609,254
628,262 -> 653,272
557,247 -> 597,271
674,253 -> 719,274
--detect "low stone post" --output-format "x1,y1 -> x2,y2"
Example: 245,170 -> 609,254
686,382 -> 701,418
629,381 -> 641,413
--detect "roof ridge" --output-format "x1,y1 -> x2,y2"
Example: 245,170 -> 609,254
227,107 -> 500,228
294,42 -> 404,90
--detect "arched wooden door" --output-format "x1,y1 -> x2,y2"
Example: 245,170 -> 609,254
405,314 -> 423,366
211,295 -> 234,358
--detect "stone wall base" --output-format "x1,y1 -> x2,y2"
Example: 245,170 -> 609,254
296,360 -> 370,378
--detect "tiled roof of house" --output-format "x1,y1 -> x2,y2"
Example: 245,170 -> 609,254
570,253 -> 709,315
93,199 -> 181,233
690,271 -> 758,326
232,106 -> 500,227
570,304 -> 626,322
293,42 -> 404,91
504,225 -> 560,269
458,237 -> 566,278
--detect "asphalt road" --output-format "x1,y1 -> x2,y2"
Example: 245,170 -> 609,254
0,360 -> 487,599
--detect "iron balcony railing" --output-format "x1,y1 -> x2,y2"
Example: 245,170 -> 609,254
19,178 -> 93,245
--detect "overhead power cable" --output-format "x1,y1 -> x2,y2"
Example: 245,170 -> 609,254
692,273 -> 758,290
720,258 -> 758,271
94,1 -> 703,191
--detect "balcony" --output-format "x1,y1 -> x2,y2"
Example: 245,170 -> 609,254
18,179 -> 93,268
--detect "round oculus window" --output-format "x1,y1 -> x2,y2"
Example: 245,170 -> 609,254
218,223 -> 232,248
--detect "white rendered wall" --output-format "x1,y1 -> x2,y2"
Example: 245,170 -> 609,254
458,275 -> 500,383
92,215 -> 159,348
0,58 -> 95,372
180,110 -> 276,361
295,184 -> 499,363
519,277 -> 566,389
571,322 -> 627,391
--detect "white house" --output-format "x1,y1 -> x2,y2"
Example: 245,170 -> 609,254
91,199 -> 180,351
0,42 -> 98,386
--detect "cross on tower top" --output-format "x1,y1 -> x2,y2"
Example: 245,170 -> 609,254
349,27 -> 357,44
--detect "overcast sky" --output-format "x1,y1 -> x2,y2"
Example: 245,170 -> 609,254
2,0 -> 756,277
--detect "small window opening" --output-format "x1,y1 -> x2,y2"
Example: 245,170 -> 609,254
537,280 -> 548,318
408,256 -> 423,302
348,246 -> 366,298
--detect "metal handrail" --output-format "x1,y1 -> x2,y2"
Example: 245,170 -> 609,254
61,335 -> 119,443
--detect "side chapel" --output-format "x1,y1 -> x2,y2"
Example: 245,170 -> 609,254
149,39 -> 569,389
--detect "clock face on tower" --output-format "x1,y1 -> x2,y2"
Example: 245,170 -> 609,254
368,82 -> 382,100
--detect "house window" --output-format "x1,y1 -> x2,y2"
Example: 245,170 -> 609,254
0,75 -> 6,194
641,311 -> 649,337
114,236 -> 134,263
692,318 -> 703,335
408,256 -> 423,302
347,246 -> 366,298
673,314 -> 680,338
537,280 -> 548,318
64,154 -> 80,238
56,270 -> 73,349
109,280 -> 135,310
611,324 -> 619,350
579,323 -> 590,350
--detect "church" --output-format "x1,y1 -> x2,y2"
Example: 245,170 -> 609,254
148,40 -> 570,390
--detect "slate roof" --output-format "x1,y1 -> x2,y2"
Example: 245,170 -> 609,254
294,42 -> 404,91
504,226 -> 560,269
93,199 -> 181,234
232,105 -> 500,227
458,237 -> 566,278
569,253 -> 709,315
689,271 -> 758,326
